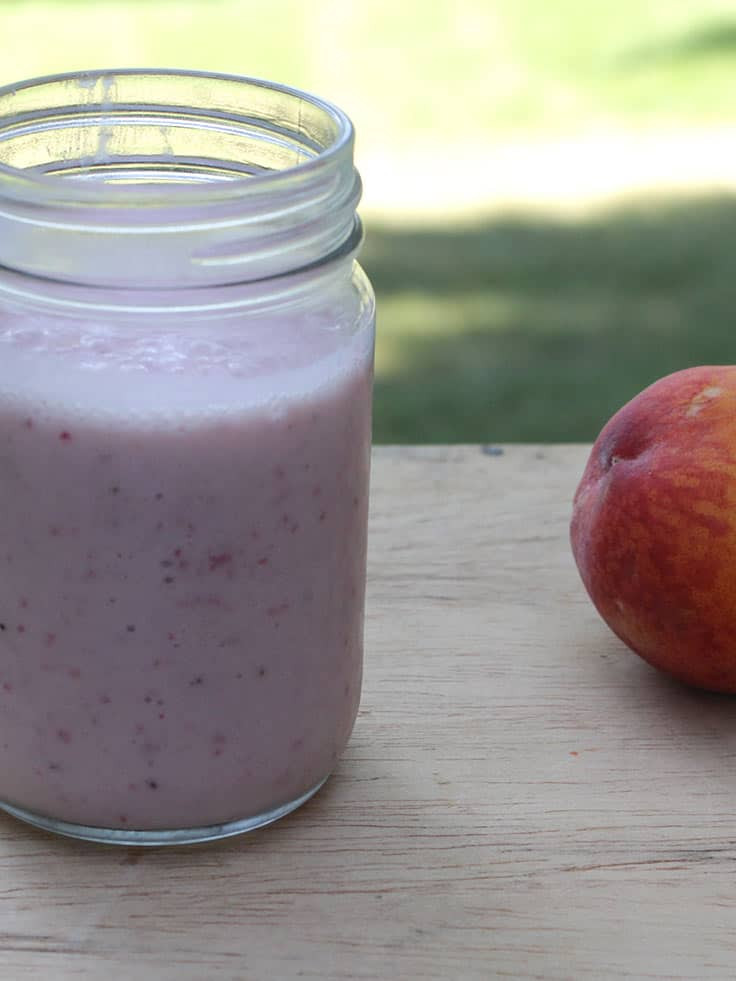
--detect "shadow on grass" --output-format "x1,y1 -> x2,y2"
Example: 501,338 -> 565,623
617,16 -> 736,68
363,194 -> 736,443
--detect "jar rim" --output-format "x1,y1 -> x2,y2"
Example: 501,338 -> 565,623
0,68 -> 363,289
0,68 -> 355,207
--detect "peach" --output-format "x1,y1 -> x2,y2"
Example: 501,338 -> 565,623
571,365 -> 736,692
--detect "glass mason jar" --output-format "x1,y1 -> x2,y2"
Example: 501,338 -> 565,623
0,70 -> 374,845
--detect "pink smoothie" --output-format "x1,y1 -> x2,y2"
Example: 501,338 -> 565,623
0,294 -> 373,830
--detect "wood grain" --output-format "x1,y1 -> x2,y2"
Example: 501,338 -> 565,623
3,445 -> 736,980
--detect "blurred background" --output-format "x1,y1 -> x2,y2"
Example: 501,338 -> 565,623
4,0 -> 736,442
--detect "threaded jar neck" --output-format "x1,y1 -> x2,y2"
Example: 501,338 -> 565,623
0,69 -> 363,290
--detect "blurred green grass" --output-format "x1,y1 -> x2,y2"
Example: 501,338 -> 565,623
364,196 -> 736,442
0,0 -> 736,139
5,0 -> 736,138
4,1 -> 736,441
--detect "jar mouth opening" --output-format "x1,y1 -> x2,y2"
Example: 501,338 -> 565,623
0,69 -> 362,288
0,68 -> 354,208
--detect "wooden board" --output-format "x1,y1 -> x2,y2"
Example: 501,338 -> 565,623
3,445 -> 736,980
